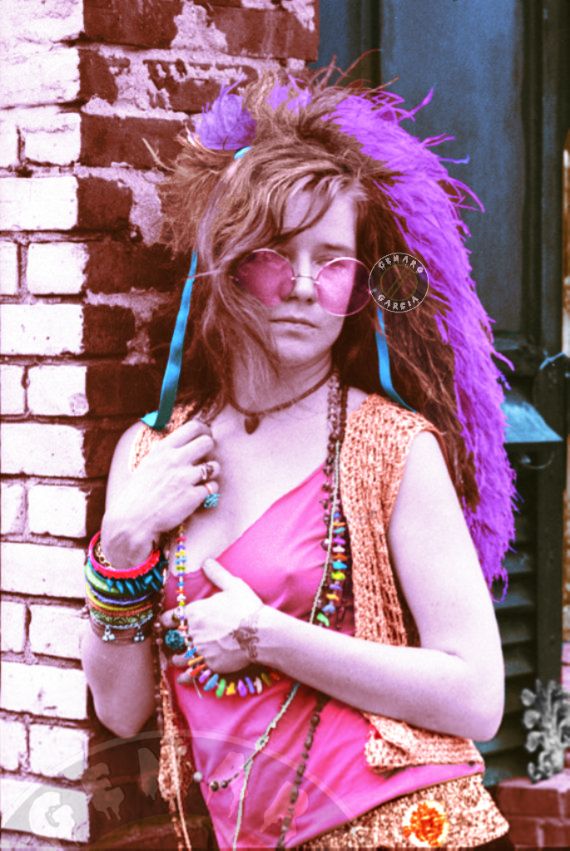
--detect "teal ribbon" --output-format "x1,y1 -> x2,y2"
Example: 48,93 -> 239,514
375,306 -> 416,412
142,251 -> 199,431
142,150 -> 252,431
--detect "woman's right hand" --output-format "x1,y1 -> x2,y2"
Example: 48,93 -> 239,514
100,418 -> 220,568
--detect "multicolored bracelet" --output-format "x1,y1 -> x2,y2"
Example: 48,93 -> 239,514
89,610 -> 156,643
84,530 -> 168,643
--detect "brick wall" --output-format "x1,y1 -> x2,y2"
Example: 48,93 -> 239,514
0,1 -> 317,846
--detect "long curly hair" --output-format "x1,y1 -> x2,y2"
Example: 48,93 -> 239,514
153,63 -> 518,602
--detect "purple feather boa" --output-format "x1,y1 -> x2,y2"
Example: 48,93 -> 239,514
192,81 -> 518,601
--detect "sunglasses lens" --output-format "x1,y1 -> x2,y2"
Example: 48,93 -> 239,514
234,250 -> 293,307
316,259 -> 371,316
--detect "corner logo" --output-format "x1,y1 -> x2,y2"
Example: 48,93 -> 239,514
369,252 -> 429,313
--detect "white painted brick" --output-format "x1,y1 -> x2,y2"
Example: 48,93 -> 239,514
0,241 -> 19,295
1,543 -> 86,599
28,366 -> 88,416
0,118 -> 19,168
29,604 -> 84,659
0,777 -> 89,842
28,485 -> 87,539
0,600 -> 26,653
28,484 -> 88,539
24,113 -> 81,166
1,482 -> 26,534
1,423 -> 85,476
0,661 -> 88,720
0,176 -> 78,230
2,0 -> 83,46
0,365 -> 26,414
0,304 -> 83,356
29,725 -> 89,781
0,718 -> 27,772
1,47 -> 80,109
27,242 -> 87,295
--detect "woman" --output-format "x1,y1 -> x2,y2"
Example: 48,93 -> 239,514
81,66 -> 518,850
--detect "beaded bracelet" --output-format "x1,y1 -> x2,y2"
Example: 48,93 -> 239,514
88,609 -> 156,643
84,529 -> 168,644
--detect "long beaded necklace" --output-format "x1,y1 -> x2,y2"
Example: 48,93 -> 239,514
152,367 -> 352,850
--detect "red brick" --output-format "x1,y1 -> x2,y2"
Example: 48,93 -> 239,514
211,7 -> 319,61
80,114 -> 184,170
84,0 -> 184,48
495,775 -> 564,817
504,815 -> 542,845
77,178 -> 131,231
79,47 -> 119,103
85,484 -> 106,538
84,426 -> 126,477
86,364 -> 157,415
85,241 -> 186,293
143,60 -> 223,113
541,819 -> 570,845
83,306 -> 135,356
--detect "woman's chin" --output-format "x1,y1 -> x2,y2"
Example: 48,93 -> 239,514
272,339 -> 322,368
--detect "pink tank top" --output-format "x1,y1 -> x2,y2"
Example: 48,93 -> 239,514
163,461 -> 484,849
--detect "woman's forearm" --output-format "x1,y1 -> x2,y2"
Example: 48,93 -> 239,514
257,607 -> 495,741
80,622 -> 157,739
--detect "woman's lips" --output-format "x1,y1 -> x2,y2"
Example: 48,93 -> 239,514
271,318 -> 314,328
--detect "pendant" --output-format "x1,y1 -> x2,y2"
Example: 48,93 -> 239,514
244,414 -> 260,434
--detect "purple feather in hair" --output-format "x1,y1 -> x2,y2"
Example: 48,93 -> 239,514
328,91 -> 519,602
193,84 -> 256,151
267,77 -> 312,112
193,78 -> 519,602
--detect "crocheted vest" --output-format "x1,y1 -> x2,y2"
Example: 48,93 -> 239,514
131,392 -> 482,778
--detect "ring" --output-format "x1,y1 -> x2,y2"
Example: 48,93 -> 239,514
163,629 -> 186,654
201,481 -> 220,510
198,463 -> 209,484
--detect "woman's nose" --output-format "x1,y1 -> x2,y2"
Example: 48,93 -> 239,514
288,256 -> 317,301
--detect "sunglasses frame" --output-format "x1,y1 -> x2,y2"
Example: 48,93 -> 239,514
232,248 -> 373,317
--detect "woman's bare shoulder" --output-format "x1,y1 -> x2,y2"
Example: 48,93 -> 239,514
347,386 -> 370,411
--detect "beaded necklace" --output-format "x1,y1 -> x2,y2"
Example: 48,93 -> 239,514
152,368 -> 351,850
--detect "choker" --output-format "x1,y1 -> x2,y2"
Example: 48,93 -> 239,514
230,365 -> 334,433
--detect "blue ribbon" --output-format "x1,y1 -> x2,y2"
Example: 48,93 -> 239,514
141,150 -> 252,431
142,251 -> 199,431
375,306 -> 416,412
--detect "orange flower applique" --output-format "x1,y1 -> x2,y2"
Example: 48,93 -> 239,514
401,799 -> 450,847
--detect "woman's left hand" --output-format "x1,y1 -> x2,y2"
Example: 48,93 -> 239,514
160,558 -> 266,681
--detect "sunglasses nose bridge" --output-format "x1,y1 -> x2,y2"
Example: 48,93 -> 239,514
288,256 -> 318,300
